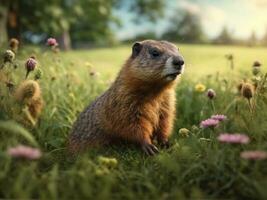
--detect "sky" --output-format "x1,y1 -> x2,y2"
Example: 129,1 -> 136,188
113,0 -> 267,40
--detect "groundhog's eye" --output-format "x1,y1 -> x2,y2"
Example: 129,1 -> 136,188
150,49 -> 161,58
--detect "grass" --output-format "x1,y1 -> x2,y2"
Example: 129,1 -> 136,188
1,44 -> 267,199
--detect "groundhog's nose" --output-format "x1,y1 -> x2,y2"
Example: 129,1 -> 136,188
172,56 -> 184,70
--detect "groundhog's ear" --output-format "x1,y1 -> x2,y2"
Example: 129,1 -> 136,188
132,42 -> 142,58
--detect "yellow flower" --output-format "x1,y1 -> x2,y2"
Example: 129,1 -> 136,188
195,83 -> 206,92
178,128 -> 190,137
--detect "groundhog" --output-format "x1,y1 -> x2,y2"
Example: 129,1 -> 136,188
68,40 -> 185,155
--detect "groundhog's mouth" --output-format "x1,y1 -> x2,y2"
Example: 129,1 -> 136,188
165,72 -> 181,79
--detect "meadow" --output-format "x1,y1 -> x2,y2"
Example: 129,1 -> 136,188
0,42 -> 267,200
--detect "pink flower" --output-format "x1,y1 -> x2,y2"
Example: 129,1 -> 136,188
200,118 -> 219,128
211,114 -> 227,121
46,38 -> 58,47
240,151 -> 267,160
7,145 -> 42,160
217,133 -> 250,144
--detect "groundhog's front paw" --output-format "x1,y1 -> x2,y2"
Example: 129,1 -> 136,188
158,140 -> 171,149
141,143 -> 159,156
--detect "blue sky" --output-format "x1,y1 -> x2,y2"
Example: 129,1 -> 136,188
113,0 -> 267,40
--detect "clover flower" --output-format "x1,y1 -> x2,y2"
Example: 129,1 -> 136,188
217,133 -> 250,144
7,145 -> 42,160
240,150 -> 267,160
195,83 -> 206,92
211,114 -> 227,121
207,89 -> 216,99
46,38 -> 58,47
200,118 -> 219,128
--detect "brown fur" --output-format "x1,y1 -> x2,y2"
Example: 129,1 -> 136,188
68,40 -> 184,154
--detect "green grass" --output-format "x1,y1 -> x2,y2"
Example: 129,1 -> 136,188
1,44 -> 267,199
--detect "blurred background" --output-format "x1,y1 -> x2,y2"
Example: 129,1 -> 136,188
1,0 -> 267,49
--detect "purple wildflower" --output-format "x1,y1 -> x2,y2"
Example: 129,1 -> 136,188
200,118 -> 219,128
211,114 -> 227,121
46,38 -> 58,47
241,151 -> 267,160
217,133 -> 250,144
7,145 -> 42,160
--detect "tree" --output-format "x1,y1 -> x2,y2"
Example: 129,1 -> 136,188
161,10 -> 206,43
213,26 -> 233,44
0,0 -> 165,49
247,31 -> 257,46
0,0 -> 9,46
261,27 -> 267,46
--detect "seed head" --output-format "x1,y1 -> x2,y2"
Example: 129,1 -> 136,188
237,82 -> 243,93
225,54 -> 233,60
27,96 -> 44,119
3,50 -> 15,63
14,80 -> 41,103
241,83 -> 254,99
9,38 -> 19,52
253,61 -> 261,67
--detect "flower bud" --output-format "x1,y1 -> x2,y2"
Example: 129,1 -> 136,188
34,68 -> 43,80
25,58 -> 37,78
207,89 -> 216,99
178,128 -> 190,137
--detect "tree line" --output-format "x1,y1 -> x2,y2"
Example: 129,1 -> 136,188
1,0 -> 267,49
133,10 -> 267,47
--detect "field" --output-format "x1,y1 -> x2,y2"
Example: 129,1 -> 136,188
1,44 -> 267,199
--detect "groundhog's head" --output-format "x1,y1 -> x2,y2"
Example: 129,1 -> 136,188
127,40 -> 185,82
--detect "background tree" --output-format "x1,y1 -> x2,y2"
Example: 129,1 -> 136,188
161,10 -> 206,43
261,27 -> 267,46
0,0 -> 165,49
213,26 -> 234,45
0,0 -> 9,46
